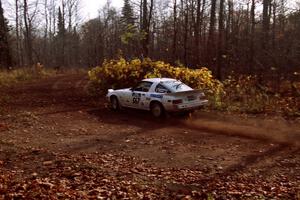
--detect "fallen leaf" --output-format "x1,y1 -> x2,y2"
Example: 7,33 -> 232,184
43,161 -> 53,166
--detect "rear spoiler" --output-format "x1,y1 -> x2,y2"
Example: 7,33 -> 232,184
165,89 -> 205,97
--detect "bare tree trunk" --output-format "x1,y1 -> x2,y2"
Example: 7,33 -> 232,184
53,0 -> 56,34
199,0 -> 206,60
225,0 -> 233,72
262,0 -> 271,50
43,0 -> 48,66
62,0 -> 66,67
139,0 -> 143,30
172,0 -> 177,62
207,0 -> 217,69
141,0 -> 153,57
226,1 -> 233,42
279,0 -> 286,34
148,0 -> 154,55
195,0 -> 201,66
183,0 -> 188,66
23,0 -> 33,66
190,0 -> 195,66
141,0 -> 148,57
48,0 -> 56,67
19,15 -> 24,66
217,0 -> 225,80
272,1 -> 277,49
15,0 -> 20,67
249,0 -> 255,74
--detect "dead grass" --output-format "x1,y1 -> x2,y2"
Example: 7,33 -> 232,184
0,67 -> 87,87
0,68 -> 55,87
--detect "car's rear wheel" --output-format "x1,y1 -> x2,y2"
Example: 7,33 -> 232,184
110,96 -> 120,111
150,102 -> 164,118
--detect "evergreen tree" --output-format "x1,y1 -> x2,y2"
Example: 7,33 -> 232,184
120,0 -> 139,58
121,0 -> 135,26
56,7 -> 65,67
0,0 -> 12,69
57,7 -> 65,36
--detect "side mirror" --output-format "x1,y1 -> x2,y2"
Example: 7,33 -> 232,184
130,88 -> 134,91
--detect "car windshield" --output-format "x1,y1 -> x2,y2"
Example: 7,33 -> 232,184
162,80 -> 192,92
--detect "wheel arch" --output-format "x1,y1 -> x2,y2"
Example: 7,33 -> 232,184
150,100 -> 164,110
109,94 -> 121,110
109,94 -> 118,101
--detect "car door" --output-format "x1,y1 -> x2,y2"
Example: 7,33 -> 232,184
119,89 -> 132,107
129,81 -> 153,109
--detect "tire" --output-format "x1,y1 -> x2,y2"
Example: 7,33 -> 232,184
150,102 -> 164,118
110,96 -> 120,111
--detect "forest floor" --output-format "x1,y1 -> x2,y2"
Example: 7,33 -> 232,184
0,74 -> 299,199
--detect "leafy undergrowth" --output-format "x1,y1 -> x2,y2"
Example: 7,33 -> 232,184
88,58 -> 300,118
0,65 -> 56,87
0,149 -> 298,199
221,75 -> 300,118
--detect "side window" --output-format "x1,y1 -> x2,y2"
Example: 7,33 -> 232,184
155,84 -> 169,93
134,82 -> 153,92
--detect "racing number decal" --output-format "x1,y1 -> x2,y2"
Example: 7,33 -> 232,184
133,97 -> 140,104
132,93 -> 141,104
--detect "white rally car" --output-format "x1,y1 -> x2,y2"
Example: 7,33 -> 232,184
106,78 -> 208,117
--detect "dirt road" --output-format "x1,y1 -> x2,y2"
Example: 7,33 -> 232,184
0,74 -> 299,199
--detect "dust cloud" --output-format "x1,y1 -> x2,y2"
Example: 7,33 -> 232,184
181,113 -> 300,146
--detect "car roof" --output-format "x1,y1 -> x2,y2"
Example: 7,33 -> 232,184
142,78 -> 177,83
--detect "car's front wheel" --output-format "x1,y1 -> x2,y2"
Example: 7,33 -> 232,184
110,96 -> 120,111
150,102 -> 164,118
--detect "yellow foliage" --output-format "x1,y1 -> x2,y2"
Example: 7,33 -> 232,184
87,58 -> 224,104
